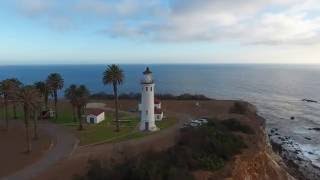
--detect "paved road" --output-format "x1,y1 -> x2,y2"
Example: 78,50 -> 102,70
2,121 -> 78,180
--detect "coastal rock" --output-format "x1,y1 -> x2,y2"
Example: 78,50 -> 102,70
269,129 -> 320,180
308,128 -> 320,131
302,99 -> 318,103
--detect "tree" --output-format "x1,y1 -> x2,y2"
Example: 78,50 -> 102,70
46,73 -> 64,120
0,79 -> 17,130
103,64 -> 124,132
16,85 -> 41,153
31,93 -> 42,140
34,81 -> 51,110
8,78 -> 22,119
75,85 -> 90,130
64,84 -> 78,122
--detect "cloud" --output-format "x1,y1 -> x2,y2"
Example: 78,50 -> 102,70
16,0 -> 53,16
10,0 -> 320,45
104,0 -> 320,45
75,0 -> 164,19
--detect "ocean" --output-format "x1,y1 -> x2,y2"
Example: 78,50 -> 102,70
1,64 -> 320,166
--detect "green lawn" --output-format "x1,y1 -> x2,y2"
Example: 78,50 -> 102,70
97,117 -> 178,145
67,112 -> 141,145
156,117 -> 177,129
0,105 -> 24,120
68,114 -> 178,146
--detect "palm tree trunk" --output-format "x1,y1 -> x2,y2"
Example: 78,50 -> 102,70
4,96 -> 8,131
77,106 -> 83,130
13,102 -> 18,119
73,106 -> 77,122
44,93 -> 48,110
24,105 -> 31,153
33,110 -> 38,140
113,83 -> 119,132
54,91 -> 58,121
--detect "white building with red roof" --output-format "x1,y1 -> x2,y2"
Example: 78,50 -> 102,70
86,109 -> 105,124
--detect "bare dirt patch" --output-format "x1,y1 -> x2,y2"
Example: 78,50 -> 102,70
0,121 -> 51,178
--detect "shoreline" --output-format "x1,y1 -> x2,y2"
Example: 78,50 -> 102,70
239,101 -> 320,180
268,127 -> 320,180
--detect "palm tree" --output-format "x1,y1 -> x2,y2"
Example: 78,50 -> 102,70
65,84 -> 90,130
16,85 -> 41,153
64,84 -> 78,122
32,100 -> 42,140
0,79 -> 16,130
75,85 -> 90,130
9,78 -> 22,119
103,64 -> 124,132
30,90 -> 42,140
34,81 -> 51,110
46,73 -> 64,120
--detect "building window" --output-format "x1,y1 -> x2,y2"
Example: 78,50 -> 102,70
150,87 -> 152,91
146,110 -> 148,115
146,87 -> 148,91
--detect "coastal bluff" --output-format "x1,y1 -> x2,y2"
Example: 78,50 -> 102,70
34,100 -> 294,180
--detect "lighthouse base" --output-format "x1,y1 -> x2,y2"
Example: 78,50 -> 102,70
139,122 -> 159,132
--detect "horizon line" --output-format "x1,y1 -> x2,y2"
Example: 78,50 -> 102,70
1,62 -> 320,66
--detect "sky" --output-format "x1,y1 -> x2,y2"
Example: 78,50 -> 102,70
0,0 -> 320,65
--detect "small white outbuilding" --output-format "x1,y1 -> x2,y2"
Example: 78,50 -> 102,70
86,109 -> 105,124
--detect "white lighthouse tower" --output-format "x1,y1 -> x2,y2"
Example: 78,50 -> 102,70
139,67 -> 159,132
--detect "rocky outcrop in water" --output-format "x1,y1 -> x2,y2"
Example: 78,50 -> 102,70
302,99 -> 318,103
269,128 -> 320,180
308,127 -> 320,131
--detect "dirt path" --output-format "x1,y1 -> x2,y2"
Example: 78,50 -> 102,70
3,121 -> 78,180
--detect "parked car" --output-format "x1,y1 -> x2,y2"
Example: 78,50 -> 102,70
191,120 -> 202,124
198,119 -> 208,123
189,122 -> 200,127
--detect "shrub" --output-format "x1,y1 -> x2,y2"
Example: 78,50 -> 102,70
78,119 -> 246,180
229,101 -> 249,115
221,119 -> 255,134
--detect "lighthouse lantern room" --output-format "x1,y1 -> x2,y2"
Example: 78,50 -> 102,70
139,67 -> 159,132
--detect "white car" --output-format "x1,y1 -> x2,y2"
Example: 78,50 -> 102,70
198,119 -> 208,124
189,122 -> 200,127
191,120 -> 202,124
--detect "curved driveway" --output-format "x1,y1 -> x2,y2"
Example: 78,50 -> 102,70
2,121 -> 78,180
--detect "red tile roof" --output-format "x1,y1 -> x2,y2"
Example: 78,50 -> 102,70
154,99 -> 161,104
87,109 -> 104,116
154,108 -> 162,114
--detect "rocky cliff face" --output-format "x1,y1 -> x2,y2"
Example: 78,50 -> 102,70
229,105 -> 295,180
231,127 -> 295,180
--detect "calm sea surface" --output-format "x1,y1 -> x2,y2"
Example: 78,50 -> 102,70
1,64 -> 320,165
